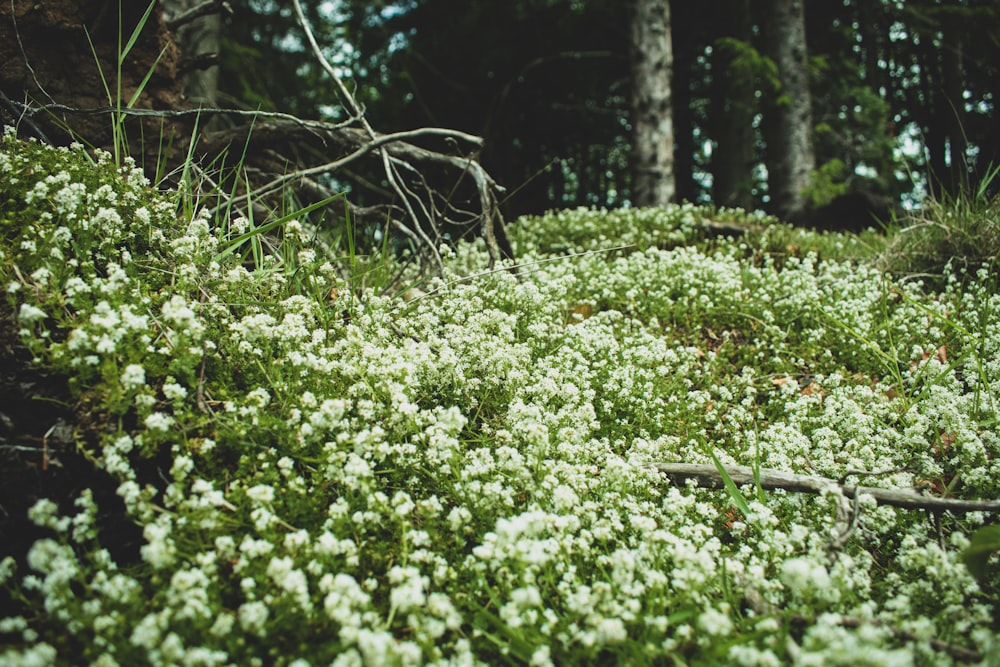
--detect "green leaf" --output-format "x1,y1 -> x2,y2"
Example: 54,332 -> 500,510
963,525 -> 1000,581
212,193 -> 346,264
120,0 -> 159,65
708,448 -> 752,517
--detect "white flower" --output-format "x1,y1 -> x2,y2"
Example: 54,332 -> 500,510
245,485 -> 275,504
238,601 -> 269,636
17,303 -> 47,324
162,380 -> 188,402
144,412 -> 174,432
594,616 -> 628,643
120,364 -> 146,390
141,519 -> 176,569
529,645 -> 554,667
388,566 -> 427,614
782,557 -> 832,596
697,606 -> 733,637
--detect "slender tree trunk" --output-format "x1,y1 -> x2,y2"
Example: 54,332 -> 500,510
710,0 -> 755,209
161,0 -> 221,109
916,37 -> 948,198
761,0 -> 814,220
856,0 -> 887,96
629,0 -> 675,207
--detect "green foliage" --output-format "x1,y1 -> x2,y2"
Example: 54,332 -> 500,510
84,0 -> 168,167
803,159 -> 851,207
218,2 -> 343,118
713,37 -> 780,96
207,0 -> 1000,217
964,525 -> 1000,582
805,5 -> 905,201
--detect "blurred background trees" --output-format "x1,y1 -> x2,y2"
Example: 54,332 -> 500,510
208,0 -> 999,226
4,0 -> 999,228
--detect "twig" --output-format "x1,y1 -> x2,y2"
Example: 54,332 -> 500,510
290,0 -> 443,275
0,89 -> 50,142
653,463 -> 1000,513
219,125 -> 486,206
9,0 -> 55,105
0,443 -> 48,454
8,101 -> 359,133
795,614 -> 982,663
178,53 -> 220,77
827,492 -> 861,552
741,567 -> 983,662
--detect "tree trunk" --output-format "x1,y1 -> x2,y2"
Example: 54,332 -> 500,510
0,1 -> 189,173
161,0 -> 222,110
761,0 -> 815,220
916,35 -> 948,199
856,0 -> 888,96
629,0 -> 675,207
710,0 -> 755,210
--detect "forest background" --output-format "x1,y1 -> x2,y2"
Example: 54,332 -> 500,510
2,0 -> 1000,236
210,0 -> 1000,225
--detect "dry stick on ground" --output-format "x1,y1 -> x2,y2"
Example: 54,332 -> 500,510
744,591 -> 985,663
653,462 -> 1000,513
673,461 -> 991,663
9,89 -> 514,276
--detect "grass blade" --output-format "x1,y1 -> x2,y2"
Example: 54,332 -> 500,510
708,448 -> 752,516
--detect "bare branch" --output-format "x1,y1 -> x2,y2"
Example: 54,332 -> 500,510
0,90 -> 50,143
5,5 -> 515,284
290,0 -> 444,274
8,101 -> 362,133
178,52 -> 220,77
743,593 -> 984,663
653,462 -> 1000,513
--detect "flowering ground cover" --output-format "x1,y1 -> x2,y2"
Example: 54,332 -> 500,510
0,129 -> 998,665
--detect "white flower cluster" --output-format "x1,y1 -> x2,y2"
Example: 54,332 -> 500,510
1,133 -> 997,665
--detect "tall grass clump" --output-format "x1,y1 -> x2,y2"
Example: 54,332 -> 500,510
879,165 -> 1000,285
84,0 -> 167,169
1,131 -> 998,665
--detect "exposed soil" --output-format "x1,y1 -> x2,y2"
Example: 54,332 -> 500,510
0,6 -> 199,619
0,303 -> 142,620
0,0 -> 191,171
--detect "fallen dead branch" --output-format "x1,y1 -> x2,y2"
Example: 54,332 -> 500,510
653,462 -> 1000,513
4,0 -> 515,288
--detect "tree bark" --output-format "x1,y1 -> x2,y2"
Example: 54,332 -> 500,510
161,0 -> 223,110
0,0 -> 186,156
629,0 -> 675,207
856,0 -> 888,97
761,0 -> 815,220
671,2 -> 699,203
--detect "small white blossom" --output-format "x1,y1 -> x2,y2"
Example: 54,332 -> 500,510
120,364 -> 146,390
18,303 -> 47,324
